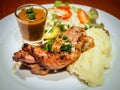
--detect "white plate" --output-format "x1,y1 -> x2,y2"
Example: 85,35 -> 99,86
0,4 -> 120,90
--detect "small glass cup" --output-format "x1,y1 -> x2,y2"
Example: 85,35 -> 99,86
15,4 -> 47,45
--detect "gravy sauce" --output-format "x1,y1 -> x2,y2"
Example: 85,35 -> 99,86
17,8 -> 47,41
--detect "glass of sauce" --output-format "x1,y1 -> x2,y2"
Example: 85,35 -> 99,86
15,4 -> 47,45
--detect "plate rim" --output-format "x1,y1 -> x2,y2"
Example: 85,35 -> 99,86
0,3 -> 120,90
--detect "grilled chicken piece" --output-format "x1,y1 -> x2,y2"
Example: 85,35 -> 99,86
13,26 -> 94,75
13,50 -> 36,64
31,44 -> 81,69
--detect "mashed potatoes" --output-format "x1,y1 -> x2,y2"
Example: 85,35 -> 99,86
68,27 -> 112,87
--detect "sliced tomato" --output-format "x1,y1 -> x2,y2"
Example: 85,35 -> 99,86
55,6 -> 72,20
77,9 -> 90,24
57,6 -> 70,10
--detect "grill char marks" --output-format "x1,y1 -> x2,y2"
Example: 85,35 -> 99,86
13,26 -> 94,75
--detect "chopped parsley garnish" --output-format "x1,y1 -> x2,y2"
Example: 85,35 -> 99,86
43,43 -> 53,52
57,24 -> 70,31
26,7 -> 36,20
60,44 -> 72,52
58,34 -> 63,38
63,35 -> 68,40
43,38 -> 55,52
59,34 -> 71,42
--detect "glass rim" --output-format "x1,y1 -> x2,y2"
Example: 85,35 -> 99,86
14,3 -> 48,22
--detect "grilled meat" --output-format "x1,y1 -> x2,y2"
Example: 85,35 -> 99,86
13,26 -> 94,75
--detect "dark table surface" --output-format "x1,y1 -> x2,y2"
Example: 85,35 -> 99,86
0,0 -> 120,19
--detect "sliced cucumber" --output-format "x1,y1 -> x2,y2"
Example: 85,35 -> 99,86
88,8 -> 98,21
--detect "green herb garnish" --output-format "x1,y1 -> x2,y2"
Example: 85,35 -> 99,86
59,33 -> 63,38
63,35 -> 68,40
57,24 -> 69,31
43,43 -> 53,52
63,35 -> 71,42
60,44 -> 72,52
26,7 -> 36,20
43,38 -> 55,52
88,8 -> 98,23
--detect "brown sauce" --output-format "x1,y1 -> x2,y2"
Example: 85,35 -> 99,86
17,8 -> 46,41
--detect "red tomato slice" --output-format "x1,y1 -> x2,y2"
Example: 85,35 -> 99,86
77,9 -> 90,24
57,6 -> 70,10
55,6 -> 72,20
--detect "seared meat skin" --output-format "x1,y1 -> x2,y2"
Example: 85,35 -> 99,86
13,26 -> 94,75
13,50 -> 36,64
33,45 -> 81,69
